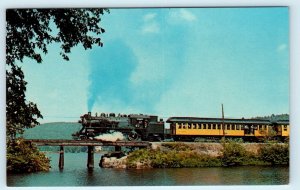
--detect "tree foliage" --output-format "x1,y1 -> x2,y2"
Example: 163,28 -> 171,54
6,8 -> 109,65
6,8 -> 109,138
7,138 -> 50,173
6,8 -> 108,173
253,114 -> 289,121
221,139 -> 247,166
6,64 -> 42,138
259,143 -> 289,165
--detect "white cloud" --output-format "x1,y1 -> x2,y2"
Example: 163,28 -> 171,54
141,13 -> 160,34
142,22 -> 160,34
144,13 -> 157,21
129,53 -> 166,85
169,9 -> 197,23
277,43 -> 287,52
179,9 -> 197,22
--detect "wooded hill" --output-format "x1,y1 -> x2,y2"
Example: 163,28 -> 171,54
253,114 -> 289,121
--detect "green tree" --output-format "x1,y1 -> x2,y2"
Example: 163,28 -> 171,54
6,64 -> 42,139
6,8 -> 109,138
6,8 -> 109,173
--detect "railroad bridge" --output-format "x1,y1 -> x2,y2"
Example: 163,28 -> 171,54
26,139 -> 151,170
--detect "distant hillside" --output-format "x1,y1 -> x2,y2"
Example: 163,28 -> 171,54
252,114 -> 289,121
22,122 -> 82,139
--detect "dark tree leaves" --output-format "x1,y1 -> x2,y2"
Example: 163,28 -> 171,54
6,65 -> 43,138
6,8 -> 109,137
6,8 -> 109,65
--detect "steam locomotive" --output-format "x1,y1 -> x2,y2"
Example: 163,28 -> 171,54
72,112 -> 290,142
72,112 -> 165,141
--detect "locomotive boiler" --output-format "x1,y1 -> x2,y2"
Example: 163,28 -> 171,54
72,112 -> 165,141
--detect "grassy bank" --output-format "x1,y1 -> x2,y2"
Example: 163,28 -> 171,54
127,141 -> 289,168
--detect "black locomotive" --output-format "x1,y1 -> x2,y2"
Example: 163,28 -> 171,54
72,112 -> 165,141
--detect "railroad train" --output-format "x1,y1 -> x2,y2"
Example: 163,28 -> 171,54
72,112 -> 289,142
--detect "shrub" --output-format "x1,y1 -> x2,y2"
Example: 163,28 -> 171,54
127,148 -> 153,168
7,138 -> 50,173
177,151 -> 221,167
127,146 -> 222,168
221,139 -> 247,166
259,143 -> 289,165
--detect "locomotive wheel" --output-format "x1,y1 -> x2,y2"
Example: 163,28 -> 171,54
128,131 -> 139,141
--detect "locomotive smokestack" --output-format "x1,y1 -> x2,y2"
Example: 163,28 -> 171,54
88,112 -> 92,117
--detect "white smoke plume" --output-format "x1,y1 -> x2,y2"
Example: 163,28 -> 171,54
94,131 -> 125,142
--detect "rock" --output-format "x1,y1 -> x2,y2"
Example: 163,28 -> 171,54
100,156 -> 127,169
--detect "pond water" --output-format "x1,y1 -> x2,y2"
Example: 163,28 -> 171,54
7,152 -> 289,186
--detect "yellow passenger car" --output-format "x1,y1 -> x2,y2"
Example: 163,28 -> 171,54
167,117 -> 289,142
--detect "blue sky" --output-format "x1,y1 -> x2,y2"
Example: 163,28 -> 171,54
19,7 -> 289,123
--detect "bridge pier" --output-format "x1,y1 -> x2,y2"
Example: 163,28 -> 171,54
115,145 -> 121,151
59,146 -> 64,170
87,146 -> 94,169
